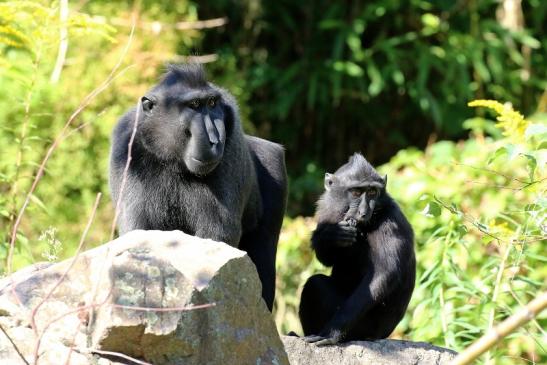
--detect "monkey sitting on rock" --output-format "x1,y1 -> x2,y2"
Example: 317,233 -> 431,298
109,64 -> 287,310
298,153 -> 415,345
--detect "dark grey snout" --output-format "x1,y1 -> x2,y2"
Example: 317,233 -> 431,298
185,114 -> 226,176
358,198 -> 374,222
190,115 -> 225,156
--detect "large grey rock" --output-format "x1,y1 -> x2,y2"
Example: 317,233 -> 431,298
0,230 -> 289,365
282,336 -> 457,365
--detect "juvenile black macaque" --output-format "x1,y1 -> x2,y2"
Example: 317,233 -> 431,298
109,64 -> 287,310
299,153 -> 415,345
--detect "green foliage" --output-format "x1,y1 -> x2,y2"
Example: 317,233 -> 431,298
0,0 -> 118,270
274,217 -> 325,333
275,102 -> 546,364
0,0 -> 203,271
200,0 -> 547,210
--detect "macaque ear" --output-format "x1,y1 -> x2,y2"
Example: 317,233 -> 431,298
324,173 -> 335,191
383,174 -> 388,186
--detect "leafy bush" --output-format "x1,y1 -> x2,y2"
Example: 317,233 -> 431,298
200,1 -> 547,216
0,0 -> 204,271
275,101 -> 546,364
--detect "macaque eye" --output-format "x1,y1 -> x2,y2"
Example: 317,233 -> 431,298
189,99 -> 201,109
350,189 -> 362,198
141,97 -> 155,112
366,188 -> 378,197
207,97 -> 217,108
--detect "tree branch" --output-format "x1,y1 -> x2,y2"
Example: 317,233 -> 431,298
50,0 -> 69,83
449,291 -> 547,365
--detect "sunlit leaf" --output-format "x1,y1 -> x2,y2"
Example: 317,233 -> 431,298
422,201 -> 441,217
346,61 -> 364,77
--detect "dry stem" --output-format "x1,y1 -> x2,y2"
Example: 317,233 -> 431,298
32,193 -> 102,364
449,291 -> 547,365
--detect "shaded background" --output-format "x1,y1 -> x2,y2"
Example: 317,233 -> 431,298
0,1 -> 545,364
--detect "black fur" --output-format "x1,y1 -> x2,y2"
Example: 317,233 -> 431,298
109,64 -> 288,310
299,153 -> 415,345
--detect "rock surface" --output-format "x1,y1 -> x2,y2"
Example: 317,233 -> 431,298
0,230 -> 289,365
282,335 -> 457,365
0,229 -> 458,365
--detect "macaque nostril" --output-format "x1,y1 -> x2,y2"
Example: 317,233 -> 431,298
208,136 -> 219,147
184,129 -> 192,138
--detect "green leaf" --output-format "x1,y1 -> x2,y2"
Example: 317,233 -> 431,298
524,203 -> 540,212
346,33 -> 362,53
456,224 -> 468,236
16,233 -> 29,247
319,19 -> 345,30
0,243 -> 7,260
481,235 -> 493,245
422,201 -> 441,217
352,19 -> 365,34
475,221 -> 489,233
421,13 -> 440,28
392,69 -> 404,86
473,55 -> 491,83
30,193 -> 49,213
504,144 -> 519,160
346,61 -> 364,77
367,62 -> 383,96
487,146 -> 507,165
522,154 -> 537,182
513,32 -> 541,49
417,194 -> 431,209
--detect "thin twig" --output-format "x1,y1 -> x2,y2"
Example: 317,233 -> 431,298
8,35 -> 44,238
32,193 -> 102,364
106,16 -> 228,32
113,303 -> 215,312
34,297 -> 213,364
59,111 -> 104,141
484,240 -> 511,365
63,321 -> 82,365
448,291 -> 547,365
30,193 -> 102,332
88,11 -> 139,332
434,197 -> 547,245
26,16 -> 135,364
434,197 -> 504,243
6,10 -> 136,275
0,323 -> 30,365
33,289 -> 113,363
109,98 -> 141,240
173,54 -> 219,64
50,0 -> 69,83
77,348 -> 153,365
463,180 -> 530,191
439,231 -> 453,348
453,162 -> 542,186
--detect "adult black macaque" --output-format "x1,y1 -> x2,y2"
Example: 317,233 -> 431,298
299,153 -> 415,345
109,64 -> 287,310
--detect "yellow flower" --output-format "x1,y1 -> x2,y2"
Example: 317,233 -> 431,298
468,100 -> 529,142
